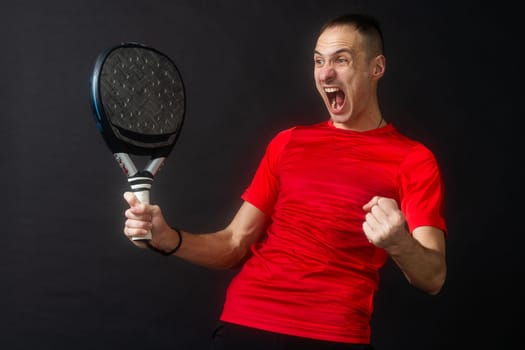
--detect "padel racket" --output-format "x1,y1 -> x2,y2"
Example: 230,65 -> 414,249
89,42 -> 185,240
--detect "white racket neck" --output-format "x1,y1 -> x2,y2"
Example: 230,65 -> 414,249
114,153 -> 138,176
144,157 -> 166,176
114,153 -> 166,177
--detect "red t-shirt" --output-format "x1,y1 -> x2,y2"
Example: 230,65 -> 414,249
220,121 -> 447,344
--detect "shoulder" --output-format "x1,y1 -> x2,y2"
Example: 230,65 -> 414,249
268,126 -> 295,149
386,125 -> 438,161
268,120 -> 327,144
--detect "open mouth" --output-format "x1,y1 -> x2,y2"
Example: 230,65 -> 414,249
324,87 -> 345,111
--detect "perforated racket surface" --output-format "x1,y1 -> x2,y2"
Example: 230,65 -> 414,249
90,42 -> 185,240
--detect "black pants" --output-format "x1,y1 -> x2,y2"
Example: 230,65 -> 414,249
210,322 -> 375,350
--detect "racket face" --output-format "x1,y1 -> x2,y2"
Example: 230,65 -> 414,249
90,43 -> 185,156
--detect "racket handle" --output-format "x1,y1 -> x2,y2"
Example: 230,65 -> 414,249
132,189 -> 152,240
128,171 -> 154,241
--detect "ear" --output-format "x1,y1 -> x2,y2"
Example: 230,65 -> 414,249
371,54 -> 386,80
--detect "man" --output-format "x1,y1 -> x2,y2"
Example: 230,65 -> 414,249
123,13 -> 447,350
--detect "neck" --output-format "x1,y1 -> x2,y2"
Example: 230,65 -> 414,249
331,113 -> 385,131
376,116 -> 384,128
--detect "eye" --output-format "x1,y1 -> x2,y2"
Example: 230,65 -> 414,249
314,57 -> 324,66
335,56 -> 349,65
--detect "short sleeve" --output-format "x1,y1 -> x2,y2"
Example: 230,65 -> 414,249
399,144 -> 447,236
241,128 -> 293,216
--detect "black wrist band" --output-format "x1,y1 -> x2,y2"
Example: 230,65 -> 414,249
146,227 -> 182,256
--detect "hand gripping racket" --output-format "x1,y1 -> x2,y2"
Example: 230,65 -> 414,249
89,42 -> 185,240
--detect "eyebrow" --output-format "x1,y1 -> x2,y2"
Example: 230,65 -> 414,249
313,48 -> 353,57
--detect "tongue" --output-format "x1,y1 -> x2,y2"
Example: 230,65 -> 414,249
335,91 -> 345,106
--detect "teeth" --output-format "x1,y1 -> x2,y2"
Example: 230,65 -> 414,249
325,87 -> 340,109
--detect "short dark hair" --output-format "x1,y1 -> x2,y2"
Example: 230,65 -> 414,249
319,13 -> 385,59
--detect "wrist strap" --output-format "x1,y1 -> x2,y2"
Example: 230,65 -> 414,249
146,227 -> 182,256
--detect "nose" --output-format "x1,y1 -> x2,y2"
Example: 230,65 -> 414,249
317,64 -> 336,84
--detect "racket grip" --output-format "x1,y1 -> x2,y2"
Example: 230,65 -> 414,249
128,172 -> 154,241
132,189 -> 152,240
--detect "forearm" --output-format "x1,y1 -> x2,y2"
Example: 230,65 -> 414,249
172,228 -> 249,269
388,229 -> 446,295
158,202 -> 267,269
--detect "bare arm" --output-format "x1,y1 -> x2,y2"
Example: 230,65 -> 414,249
363,196 -> 446,295
123,192 -> 269,269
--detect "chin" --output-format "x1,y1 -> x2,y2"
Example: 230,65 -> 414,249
330,113 -> 352,124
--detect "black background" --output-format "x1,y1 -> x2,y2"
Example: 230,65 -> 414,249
0,1 -> 521,349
